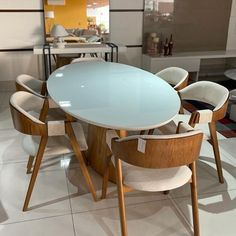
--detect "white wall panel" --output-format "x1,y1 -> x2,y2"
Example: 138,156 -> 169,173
0,0 -> 43,9
118,48 -> 142,68
227,0 -> 236,50
110,12 -> 143,45
0,13 -> 44,49
226,16 -> 236,50
230,0 -> 236,17
110,0 -> 144,10
0,52 -> 44,81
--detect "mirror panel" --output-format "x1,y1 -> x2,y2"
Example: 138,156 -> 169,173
44,0 -> 109,44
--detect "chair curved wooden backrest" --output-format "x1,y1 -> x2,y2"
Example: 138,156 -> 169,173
112,130 -> 203,169
10,91 -> 47,136
106,127 -> 203,236
16,74 -> 46,97
156,67 -> 189,91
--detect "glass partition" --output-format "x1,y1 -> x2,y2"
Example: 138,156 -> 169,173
143,0 -> 232,55
43,0 -> 109,44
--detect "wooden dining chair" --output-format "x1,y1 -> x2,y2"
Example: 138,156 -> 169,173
155,81 -> 229,183
156,67 -> 189,91
10,91 -> 97,211
102,125 -> 203,236
16,74 -> 46,97
71,57 -> 105,64
16,74 -> 65,120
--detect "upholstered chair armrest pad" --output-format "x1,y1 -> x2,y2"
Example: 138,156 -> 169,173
47,120 -> 66,136
48,98 -> 59,108
197,109 -> 213,123
106,130 -> 120,150
177,122 -> 194,133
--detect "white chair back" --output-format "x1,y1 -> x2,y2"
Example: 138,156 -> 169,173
179,81 -> 229,111
156,67 -> 188,89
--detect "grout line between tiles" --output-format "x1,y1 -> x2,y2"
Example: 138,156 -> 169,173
71,196 -> 172,216
167,195 -> 194,235
0,213 -> 73,226
64,155 -> 77,236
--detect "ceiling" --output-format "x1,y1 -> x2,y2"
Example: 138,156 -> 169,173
87,0 -> 109,8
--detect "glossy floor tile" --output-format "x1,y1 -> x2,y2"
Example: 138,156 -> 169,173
172,190 -> 236,236
73,199 -> 191,236
0,214 -> 75,236
0,162 -> 71,224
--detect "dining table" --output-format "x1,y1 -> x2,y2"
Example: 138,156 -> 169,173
47,61 -> 181,181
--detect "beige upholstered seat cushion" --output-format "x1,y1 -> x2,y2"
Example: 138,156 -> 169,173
106,129 -> 192,192
158,114 -> 226,140
22,122 -> 88,156
122,163 -> 192,192
110,155 -> 192,192
22,135 -> 72,157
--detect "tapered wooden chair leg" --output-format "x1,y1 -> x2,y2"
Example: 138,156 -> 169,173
66,122 -> 97,201
189,162 -> 200,236
101,155 -> 112,199
26,155 -> 34,174
115,158 -> 127,236
23,137 -> 47,211
77,154 -> 97,201
208,122 -> 224,183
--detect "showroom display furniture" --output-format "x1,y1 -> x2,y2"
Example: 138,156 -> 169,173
16,74 -> 46,97
224,69 -> 236,122
156,81 -> 229,183
102,124 -> 203,236
16,74 -> 65,120
47,62 -> 181,181
156,67 -> 189,91
10,91 -> 97,211
142,50 -> 236,80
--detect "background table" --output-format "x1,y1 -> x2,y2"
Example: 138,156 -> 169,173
47,62 -> 181,180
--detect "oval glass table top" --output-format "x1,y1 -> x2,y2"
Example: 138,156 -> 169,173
47,62 -> 181,130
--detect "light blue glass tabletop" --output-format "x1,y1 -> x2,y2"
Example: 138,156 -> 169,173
47,62 -> 180,130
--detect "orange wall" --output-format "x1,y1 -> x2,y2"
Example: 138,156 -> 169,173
45,0 -> 87,33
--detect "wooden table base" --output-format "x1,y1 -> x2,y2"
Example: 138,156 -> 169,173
87,124 -> 117,183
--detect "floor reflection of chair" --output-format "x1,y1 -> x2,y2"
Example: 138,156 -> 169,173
9,91 -> 97,211
102,124 -> 203,236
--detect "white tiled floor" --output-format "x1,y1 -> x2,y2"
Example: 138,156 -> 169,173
0,91 -> 236,236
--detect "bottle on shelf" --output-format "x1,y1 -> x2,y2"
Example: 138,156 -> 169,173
168,34 -> 173,56
158,33 -> 163,55
164,38 -> 169,56
153,37 -> 159,55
